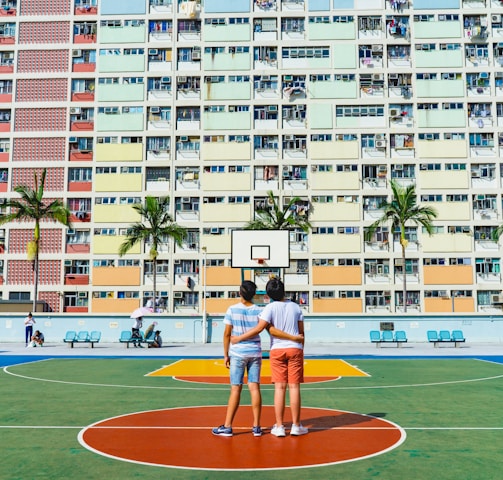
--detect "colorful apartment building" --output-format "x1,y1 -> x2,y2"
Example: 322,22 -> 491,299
1,0 -> 503,316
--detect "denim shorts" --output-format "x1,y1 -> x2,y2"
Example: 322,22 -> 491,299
229,356 -> 262,385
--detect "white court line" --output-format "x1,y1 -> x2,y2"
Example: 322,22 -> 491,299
1,425 -> 502,431
4,360 -> 503,391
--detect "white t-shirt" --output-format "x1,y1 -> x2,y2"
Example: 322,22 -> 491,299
259,300 -> 303,350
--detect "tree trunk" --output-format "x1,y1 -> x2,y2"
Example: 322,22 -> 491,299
153,257 -> 157,310
401,243 -> 407,313
32,243 -> 39,313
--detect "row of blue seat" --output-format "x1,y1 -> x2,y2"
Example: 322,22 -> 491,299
370,330 -> 407,347
63,330 -> 101,348
427,330 -> 466,347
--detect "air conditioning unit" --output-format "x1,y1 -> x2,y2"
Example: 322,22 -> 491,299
284,135 -> 295,140
150,107 -> 160,114
192,51 -> 201,60
492,14 -> 501,23
72,49 -> 82,57
174,292 -> 183,298
181,197 -> 191,203
160,76 -> 171,84
394,164 -> 403,171
148,48 -> 158,55
311,165 -> 318,172
372,74 -> 383,81
390,108 -> 400,117
375,134 -> 384,141
70,107 -> 81,114
491,293 -> 503,304
177,76 -> 187,83
376,140 -> 386,148
69,137 -> 77,143
439,291 -> 448,298
389,73 -> 399,79
261,75 -> 271,81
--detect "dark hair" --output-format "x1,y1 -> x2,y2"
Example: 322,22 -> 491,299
266,277 -> 285,301
240,280 -> 257,302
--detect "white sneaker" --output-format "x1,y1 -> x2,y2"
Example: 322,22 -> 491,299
290,424 -> 308,436
270,425 -> 286,437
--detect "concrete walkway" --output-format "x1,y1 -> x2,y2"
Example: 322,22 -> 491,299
1,341 -> 501,359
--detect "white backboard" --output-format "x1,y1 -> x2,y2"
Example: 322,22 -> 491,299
231,230 -> 290,268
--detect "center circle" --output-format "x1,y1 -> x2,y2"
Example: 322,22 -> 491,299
79,406 -> 405,470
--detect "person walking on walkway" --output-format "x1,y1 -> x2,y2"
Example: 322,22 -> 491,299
24,312 -> 35,346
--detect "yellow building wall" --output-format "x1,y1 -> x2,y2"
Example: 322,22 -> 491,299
93,266 -> 141,286
91,298 -> 140,313
417,139 -> 466,158
93,205 -> 141,223
95,143 -> 143,162
206,298 -> 238,315
203,142 -> 251,160
201,172 -> 251,191
312,298 -> 363,313
310,141 -> 359,159
423,265 -> 473,285
312,266 -> 362,285
311,171 -> 360,190
422,233 -> 472,253
422,202 -> 470,221
201,234 -> 232,253
310,200 -> 360,221
92,235 -> 141,255
312,234 -> 362,253
94,173 -> 143,192
201,203 -> 251,222
419,170 -> 469,189
424,297 -> 475,313
206,266 -> 242,286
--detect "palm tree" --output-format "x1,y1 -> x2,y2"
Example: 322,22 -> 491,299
0,169 -> 72,312
245,190 -> 311,232
119,196 -> 187,305
364,179 -> 437,312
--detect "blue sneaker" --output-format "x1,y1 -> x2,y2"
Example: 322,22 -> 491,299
252,426 -> 263,437
212,425 -> 233,437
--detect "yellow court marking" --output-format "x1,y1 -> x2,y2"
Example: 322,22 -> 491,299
147,359 -> 368,378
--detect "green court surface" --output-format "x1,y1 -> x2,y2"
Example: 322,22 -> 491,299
1,356 -> 502,480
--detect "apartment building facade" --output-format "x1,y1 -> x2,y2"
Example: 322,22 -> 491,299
1,0 -> 503,316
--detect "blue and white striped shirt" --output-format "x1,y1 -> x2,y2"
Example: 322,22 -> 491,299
224,302 -> 263,358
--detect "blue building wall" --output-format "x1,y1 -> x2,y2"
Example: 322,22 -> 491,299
413,0 -> 460,8
100,0 -> 146,15
203,0 -> 250,13
2,314 -> 502,344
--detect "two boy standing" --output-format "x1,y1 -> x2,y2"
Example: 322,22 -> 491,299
212,278 -> 308,437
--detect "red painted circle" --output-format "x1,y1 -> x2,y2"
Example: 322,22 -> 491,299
79,406 -> 405,470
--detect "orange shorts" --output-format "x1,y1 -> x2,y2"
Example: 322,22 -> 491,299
269,348 -> 304,384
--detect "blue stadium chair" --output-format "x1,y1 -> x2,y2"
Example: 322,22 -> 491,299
451,330 -> 466,347
394,330 -> 407,346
